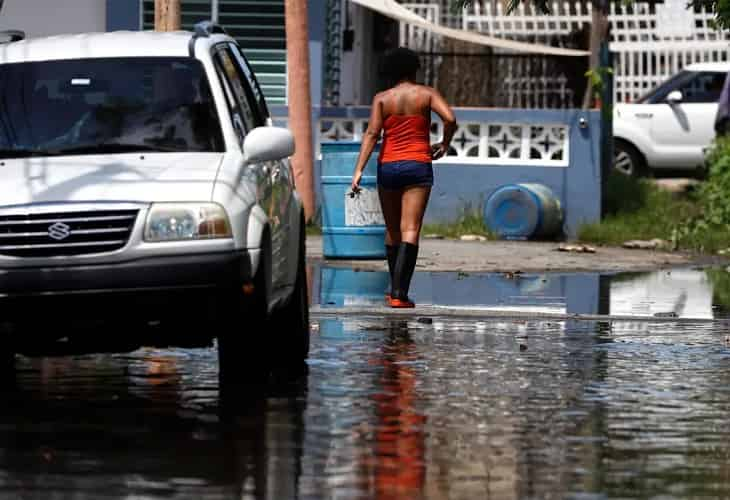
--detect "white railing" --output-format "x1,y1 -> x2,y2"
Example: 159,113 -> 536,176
457,0 -> 730,104
317,117 -> 570,166
400,4 -> 443,87
463,1 -> 591,37
399,0 -> 465,28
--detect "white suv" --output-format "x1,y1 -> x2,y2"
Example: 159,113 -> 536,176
0,23 -> 309,387
613,62 -> 729,177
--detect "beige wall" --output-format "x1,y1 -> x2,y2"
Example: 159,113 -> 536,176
0,0 -> 106,39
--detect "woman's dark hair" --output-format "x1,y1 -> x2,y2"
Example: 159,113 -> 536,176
382,47 -> 421,85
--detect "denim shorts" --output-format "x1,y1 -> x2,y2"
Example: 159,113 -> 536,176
377,160 -> 434,190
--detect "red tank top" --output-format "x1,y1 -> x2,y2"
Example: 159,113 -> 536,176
378,114 -> 432,164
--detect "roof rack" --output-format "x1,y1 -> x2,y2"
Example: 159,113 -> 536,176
0,30 -> 26,44
188,21 -> 228,57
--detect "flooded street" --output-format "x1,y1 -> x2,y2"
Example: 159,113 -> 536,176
2,266 -> 730,498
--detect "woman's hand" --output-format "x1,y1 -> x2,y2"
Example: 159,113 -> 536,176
350,170 -> 363,195
431,143 -> 448,160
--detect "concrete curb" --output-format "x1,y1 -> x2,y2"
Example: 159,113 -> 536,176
310,305 -> 726,324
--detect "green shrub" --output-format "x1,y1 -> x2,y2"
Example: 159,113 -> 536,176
696,135 -> 730,228
602,170 -> 654,215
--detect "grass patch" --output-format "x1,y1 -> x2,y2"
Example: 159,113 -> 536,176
422,205 -> 494,239
577,170 -> 730,253
305,221 -> 322,236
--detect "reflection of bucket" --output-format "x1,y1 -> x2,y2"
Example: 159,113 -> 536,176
484,183 -> 563,240
321,142 -> 385,259
319,267 -> 390,307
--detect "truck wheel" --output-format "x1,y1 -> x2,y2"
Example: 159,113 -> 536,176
613,140 -> 646,178
272,214 -> 310,376
218,246 -> 271,393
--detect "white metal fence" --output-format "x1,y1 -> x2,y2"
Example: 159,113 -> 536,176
401,0 -> 730,104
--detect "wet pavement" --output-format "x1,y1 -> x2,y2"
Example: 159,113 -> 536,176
2,266 -> 730,498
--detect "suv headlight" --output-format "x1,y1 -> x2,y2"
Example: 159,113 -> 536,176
144,203 -> 232,242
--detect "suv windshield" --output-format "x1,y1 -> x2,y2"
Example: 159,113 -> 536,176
0,57 -> 225,158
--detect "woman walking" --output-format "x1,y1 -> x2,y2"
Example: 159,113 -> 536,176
350,48 -> 457,308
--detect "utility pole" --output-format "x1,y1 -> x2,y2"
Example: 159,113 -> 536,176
582,0 -> 609,109
285,0 -> 316,222
155,0 -> 181,31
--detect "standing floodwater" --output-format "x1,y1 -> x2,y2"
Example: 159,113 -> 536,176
0,311 -> 729,498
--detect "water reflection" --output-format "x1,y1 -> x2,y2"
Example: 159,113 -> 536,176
1,314 -> 730,498
314,265 -> 730,319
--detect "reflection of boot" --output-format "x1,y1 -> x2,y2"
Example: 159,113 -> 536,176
385,244 -> 397,301
389,242 -> 418,308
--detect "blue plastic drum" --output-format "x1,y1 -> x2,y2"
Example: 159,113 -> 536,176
320,142 -> 385,258
484,183 -> 563,239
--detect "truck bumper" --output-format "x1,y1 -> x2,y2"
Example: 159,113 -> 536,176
0,250 -> 256,325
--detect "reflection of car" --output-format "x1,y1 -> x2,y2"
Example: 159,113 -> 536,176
0,23 -> 309,387
613,62 -> 730,177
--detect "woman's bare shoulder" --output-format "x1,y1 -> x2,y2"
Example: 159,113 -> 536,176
418,84 -> 444,97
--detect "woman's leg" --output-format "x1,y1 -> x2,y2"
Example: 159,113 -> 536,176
391,186 -> 431,305
400,186 -> 431,244
378,186 -> 403,246
378,187 -> 402,288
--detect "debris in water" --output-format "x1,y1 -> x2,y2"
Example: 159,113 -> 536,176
519,344 -> 528,351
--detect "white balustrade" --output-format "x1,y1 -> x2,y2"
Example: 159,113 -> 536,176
316,117 -> 569,166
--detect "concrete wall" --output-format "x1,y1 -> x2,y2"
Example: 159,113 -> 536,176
0,0 -> 107,38
270,105 -> 602,240
427,109 -> 602,239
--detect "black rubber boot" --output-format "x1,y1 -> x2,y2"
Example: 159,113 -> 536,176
391,242 -> 419,302
385,244 -> 398,280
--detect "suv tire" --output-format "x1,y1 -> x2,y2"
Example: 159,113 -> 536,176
218,238 -> 272,392
613,140 -> 647,178
272,213 -> 310,376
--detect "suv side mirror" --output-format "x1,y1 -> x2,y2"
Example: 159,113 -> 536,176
666,90 -> 683,104
243,126 -> 295,163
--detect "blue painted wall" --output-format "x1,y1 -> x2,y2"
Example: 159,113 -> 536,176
308,0 -> 325,107
106,0 -> 140,31
427,109 -> 602,239
294,107 -> 602,240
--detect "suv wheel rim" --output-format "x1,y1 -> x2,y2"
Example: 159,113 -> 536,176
614,149 -> 634,176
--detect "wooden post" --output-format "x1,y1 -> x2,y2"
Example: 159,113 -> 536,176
285,0 -> 316,222
155,0 -> 181,32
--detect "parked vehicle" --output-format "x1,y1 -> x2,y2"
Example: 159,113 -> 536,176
613,62 -> 730,177
0,23 -> 309,387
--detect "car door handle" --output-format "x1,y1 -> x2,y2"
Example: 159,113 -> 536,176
635,113 -> 653,119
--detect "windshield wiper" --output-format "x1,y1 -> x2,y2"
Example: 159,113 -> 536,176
0,148 -> 60,159
49,143 -> 188,155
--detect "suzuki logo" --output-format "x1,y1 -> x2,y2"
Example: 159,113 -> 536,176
48,222 -> 71,241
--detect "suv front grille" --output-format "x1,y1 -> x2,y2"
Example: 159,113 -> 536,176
0,210 -> 139,257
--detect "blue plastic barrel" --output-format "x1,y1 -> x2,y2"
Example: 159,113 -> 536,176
320,142 -> 386,259
483,183 -> 563,240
